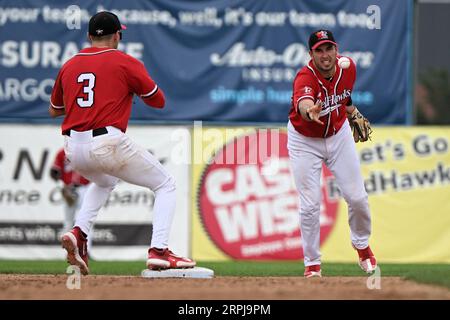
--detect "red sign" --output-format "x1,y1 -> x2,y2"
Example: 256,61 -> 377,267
198,129 -> 338,260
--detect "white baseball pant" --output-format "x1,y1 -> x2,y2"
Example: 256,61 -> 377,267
287,120 -> 371,267
62,184 -> 93,251
64,126 -> 176,250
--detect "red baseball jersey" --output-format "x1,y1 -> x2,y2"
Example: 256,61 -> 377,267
52,149 -> 90,186
289,56 -> 356,138
50,47 -> 163,133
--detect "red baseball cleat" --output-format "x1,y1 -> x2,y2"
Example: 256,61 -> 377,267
354,245 -> 377,273
61,226 -> 89,275
146,248 -> 196,270
304,264 -> 322,278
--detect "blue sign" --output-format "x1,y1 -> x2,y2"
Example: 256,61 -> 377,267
0,0 -> 412,124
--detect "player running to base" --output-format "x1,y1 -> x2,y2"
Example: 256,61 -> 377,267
288,30 -> 376,278
49,11 -> 195,275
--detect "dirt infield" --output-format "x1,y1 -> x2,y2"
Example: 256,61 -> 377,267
1,275 -> 449,300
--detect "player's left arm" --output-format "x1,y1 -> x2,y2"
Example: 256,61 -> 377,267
346,106 -> 372,143
346,98 -> 372,143
49,70 -> 66,117
126,57 -> 165,109
344,59 -> 358,113
140,85 -> 165,109
342,59 -> 372,143
345,97 -> 356,114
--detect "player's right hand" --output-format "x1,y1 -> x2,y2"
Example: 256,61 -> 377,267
306,103 -> 324,125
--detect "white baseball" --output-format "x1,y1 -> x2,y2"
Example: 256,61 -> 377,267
338,57 -> 350,69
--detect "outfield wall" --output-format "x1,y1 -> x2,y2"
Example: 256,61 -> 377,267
0,124 -> 449,263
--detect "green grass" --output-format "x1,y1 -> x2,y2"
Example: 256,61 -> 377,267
0,260 -> 449,289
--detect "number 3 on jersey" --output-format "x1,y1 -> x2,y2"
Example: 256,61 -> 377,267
77,73 -> 96,107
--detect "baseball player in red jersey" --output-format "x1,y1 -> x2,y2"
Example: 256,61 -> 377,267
288,30 -> 376,277
50,148 -> 93,252
49,11 -> 195,275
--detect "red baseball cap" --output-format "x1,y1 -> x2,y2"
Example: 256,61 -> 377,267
309,30 -> 337,50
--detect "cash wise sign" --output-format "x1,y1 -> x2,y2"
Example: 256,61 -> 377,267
198,129 -> 338,260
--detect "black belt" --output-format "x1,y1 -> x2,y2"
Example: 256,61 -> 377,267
64,127 -> 108,137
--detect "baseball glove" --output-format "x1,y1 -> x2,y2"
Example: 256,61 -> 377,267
347,107 -> 372,143
62,185 -> 78,207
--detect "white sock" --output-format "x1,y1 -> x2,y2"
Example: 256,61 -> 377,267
150,178 -> 176,249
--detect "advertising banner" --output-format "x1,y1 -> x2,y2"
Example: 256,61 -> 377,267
0,124 -> 190,260
322,127 -> 450,263
191,125 -> 340,260
192,126 -> 450,263
0,0 -> 411,124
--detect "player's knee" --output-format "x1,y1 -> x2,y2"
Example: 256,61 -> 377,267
300,203 -> 320,219
166,176 -> 176,191
156,175 -> 176,193
94,179 -> 116,188
93,183 -> 115,193
347,194 -> 368,209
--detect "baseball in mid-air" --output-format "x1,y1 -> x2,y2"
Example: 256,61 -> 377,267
338,57 -> 350,69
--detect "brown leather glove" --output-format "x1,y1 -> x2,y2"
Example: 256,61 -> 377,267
347,107 -> 373,143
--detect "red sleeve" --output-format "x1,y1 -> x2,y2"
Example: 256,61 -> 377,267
126,57 -> 165,108
52,149 -> 65,171
143,89 -> 165,108
50,70 -> 65,109
292,72 -> 318,113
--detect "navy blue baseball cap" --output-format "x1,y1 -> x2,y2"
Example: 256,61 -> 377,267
88,11 -> 126,36
309,30 -> 337,50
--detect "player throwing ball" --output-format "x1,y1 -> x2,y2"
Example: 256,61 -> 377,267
288,30 -> 376,278
49,11 -> 195,275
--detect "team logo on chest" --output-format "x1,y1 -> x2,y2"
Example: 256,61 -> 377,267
316,89 -> 352,115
